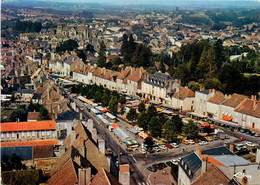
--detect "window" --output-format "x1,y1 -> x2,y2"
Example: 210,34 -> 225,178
12,132 -> 15,138
6,132 -> 10,138
42,131 -> 45,136
21,131 -> 25,137
1,133 -> 4,139
188,169 -> 191,175
47,131 -> 51,136
27,131 -> 30,137
32,131 -> 36,137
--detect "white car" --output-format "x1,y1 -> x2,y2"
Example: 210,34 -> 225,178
245,142 -> 256,147
236,143 -> 247,150
199,141 -> 208,145
188,140 -> 195,144
171,159 -> 178,165
170,143 -> 179,148
139,149 -> 147,154
153,147 -> 160,152
159,145 -> 167,150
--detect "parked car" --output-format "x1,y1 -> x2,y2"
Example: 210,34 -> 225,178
240,128 -> 246,133
192,138 -> 200,143
245,142 -> 256,147
153,147 -> 160,152
199,141 -> 208,145
165,144 -> 173,149
255,133 -> 260,137
237,137 -> 246,142
182,140 -> 189,145
205,136 -> 213,141
188,140 -> 195,144
170,143 -> 179,148
139,149 -> 147,154
153,163 -> 167,170
171,159 -> 178,165
147,166 -> 157,172
236,143 -> 247,150
159,145 -> 167,150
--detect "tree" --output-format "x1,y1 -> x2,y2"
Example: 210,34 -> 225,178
214,39 -> 226,68
97,40 -> 106,67
39,107 -> 50,120
56,39 -> 78,53
1,154 -> 26,171
93,91 -> 102,103
9,108 -> 27,122
101,93 -> 110,107
144,136 -> 154,150
108,96 -> 118,113
77,50 -> 87,62
148,116 -> 162,138
119,96 -> 126,105
137,112 -> 149,131
147,104 -> 157,118
182,120 -> 199,139
138,102 -> 146,113
126,108 -> 137,123
162,119 -> 179,142
188,81 -> 200,92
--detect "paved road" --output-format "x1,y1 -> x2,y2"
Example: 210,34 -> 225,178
70,96 -> 148,185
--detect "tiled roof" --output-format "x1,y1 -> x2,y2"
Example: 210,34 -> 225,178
172,87 -> 195,100
1,120 -> 56,132
191,164 -> 230,185
1,140 -> 59,147
47,159 -> 79,185
221,93 -> 247,108
199,155 -> 226,167
33,145 -> 54,159
90,168 -> 120,185
27,112 -> 40,120
207,91 -> 225,104
127,68 -> 147,82
234,98 -> 260,118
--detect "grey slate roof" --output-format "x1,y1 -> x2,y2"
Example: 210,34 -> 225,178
144,72 -> 173,88
16,89 -> 35,94
64,55 -> 78,65
180,152 -> 202,179
202,146 -> 234,156
1,146 -> 33,160
56,110 -> 79,121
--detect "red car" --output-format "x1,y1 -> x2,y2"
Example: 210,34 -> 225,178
192,138 -> 200,143
237,137 -> 246,142
165,144 -> 173,149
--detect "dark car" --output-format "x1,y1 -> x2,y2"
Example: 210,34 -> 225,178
153,163 -> 167,170
166,161 -> 173,167
147,166 -> 157,172
192,138 -> 200,143
240,128 -> 246,133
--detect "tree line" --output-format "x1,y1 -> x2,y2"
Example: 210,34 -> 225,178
15,20 -> 42,33
8,103 -> 50,122
126,103 -> 199,142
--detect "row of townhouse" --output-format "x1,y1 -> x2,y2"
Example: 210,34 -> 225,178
194,89 -> 260,131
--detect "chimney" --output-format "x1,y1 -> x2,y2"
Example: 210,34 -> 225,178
80,112 -> 83,120
71,130 -> 76,145
253,100 -> 257,111
195,147 -> 202,155
119,164 -> 130,185
87,119 -> 93,132
251,95 -> 254,100
79,138 -> 86,158
78,167 -> 91,185
201,157 -> 208,174
47,88 -> 50,100
98,139 -> 105,154
92,129 -> 97,143
256,148 -> 260,163
57,104 -> 60,113
229,144 -> 234,152
74,156 -> 81,166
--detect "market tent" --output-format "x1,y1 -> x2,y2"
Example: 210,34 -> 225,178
101,118 -> 110,126
139,132 -> 149,139
129,128 -> 140,134
102,109 -> 109,113
124,140 -> 139,146
111,124 -> 118,129
113,127 -> 133,141
105,112 -> 116,120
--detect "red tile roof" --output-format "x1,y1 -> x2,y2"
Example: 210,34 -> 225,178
1,120 -> 56,132
207,91 -> 225,104
221,93 -> 247,108
27,112 -> 40,120
90,168 -> 120,185
1,140 -> 59,147
199,155 -> 226,167
234,98 -> 260,118
172,87 -> 195,100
